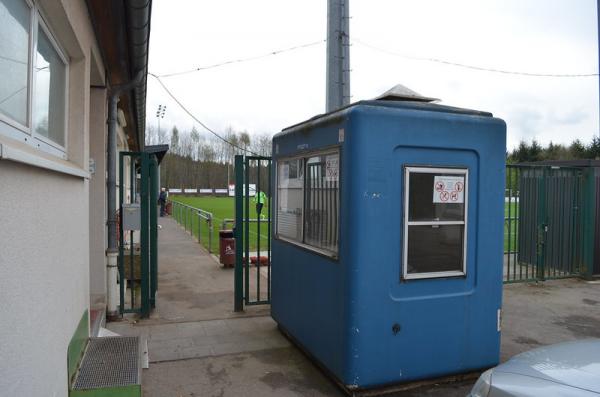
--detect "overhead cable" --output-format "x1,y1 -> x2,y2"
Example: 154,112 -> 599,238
157,40 -> 326,78
148,72 -> 259,156
353,38 -> 598,78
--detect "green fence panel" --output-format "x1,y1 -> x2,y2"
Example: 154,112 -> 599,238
505,164 -> 584,283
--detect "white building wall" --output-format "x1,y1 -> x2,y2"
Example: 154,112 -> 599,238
0,0 -> 105,395
89,87 -> 107,307
0,163 -> 90,397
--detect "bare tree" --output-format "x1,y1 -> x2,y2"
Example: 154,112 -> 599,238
251,132 -> 273,156
239,131 -> 251,154
145,125 -> 157,146
170,126 -> 180,154
190,126 -> 200,160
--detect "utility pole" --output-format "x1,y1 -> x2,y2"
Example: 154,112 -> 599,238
326,0 -> 350,112
597,0 -> 599,139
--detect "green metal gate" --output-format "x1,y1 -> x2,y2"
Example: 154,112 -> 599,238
234,155 -> 272,311
504,164 -> 584,282
118,151 -> 159,317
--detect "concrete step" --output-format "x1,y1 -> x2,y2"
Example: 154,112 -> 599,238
70,336 -> 141,397
90,308 -> 105,337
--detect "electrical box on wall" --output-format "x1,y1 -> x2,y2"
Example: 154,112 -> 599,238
122,203 -> 141,230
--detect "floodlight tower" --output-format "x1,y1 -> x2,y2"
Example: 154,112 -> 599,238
156,104 -> 166,190
326,0 -> 350,112
156,104 -> 166,142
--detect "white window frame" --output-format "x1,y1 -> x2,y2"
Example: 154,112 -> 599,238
402,166 -> 469,280
275,147 -> 341,258
0,0 -> 69,159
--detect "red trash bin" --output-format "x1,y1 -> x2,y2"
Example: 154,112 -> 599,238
219,230 -> 235,267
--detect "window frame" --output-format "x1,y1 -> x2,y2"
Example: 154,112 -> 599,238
402,166 -> 469,280
274,154 -> 305,243
274,147 -> 341,259
0,0 -> 69,159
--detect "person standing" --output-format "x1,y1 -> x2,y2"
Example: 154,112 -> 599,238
158,188 -> 167,217
254,190 -> 267,219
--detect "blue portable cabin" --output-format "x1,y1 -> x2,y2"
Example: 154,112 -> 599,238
271,88 -> 506,391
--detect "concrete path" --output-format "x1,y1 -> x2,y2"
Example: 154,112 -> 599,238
107,215 -> 600,397
150,215 -> 268,323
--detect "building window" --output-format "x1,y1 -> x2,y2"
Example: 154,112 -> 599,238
276,149 -> 340,257
0,0 -> 29,126
403,166 -> 468,279
0,0 -> 68,156
33,21 -> 66,146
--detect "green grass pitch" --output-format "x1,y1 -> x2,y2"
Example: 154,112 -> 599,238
169,195 -> 271,254
169,195 -> 518,254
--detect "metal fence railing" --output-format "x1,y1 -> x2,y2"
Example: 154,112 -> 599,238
169,200 -> 214,254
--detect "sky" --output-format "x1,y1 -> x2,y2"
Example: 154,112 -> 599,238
146,0 -> 599,150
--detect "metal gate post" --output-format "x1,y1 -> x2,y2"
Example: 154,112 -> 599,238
118,152 -> 125,314
536,167 -> 548,281
257,159 -> 261,300
244,158 -> 250,304
208,216 -> 213,254
149,155 -> 158,308
129,157 -> 135,310
234,155 -> 244,311
581,168 -> 596,278
140,153 -> 151,317
198,212 -> 202,245
267,158 -> 272,301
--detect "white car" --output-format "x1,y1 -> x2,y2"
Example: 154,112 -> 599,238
469,339 -> 600,396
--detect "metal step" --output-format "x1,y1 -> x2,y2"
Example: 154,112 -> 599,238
71,336 -> 141,397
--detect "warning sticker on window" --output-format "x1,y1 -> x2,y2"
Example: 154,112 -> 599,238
433,175 -> 464,203
325,154 -> 339,182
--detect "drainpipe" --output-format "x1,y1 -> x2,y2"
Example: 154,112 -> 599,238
106,69 -> 145,320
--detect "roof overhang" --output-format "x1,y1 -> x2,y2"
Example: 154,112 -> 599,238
85,0 -> 152,151
145,144 -> 169,165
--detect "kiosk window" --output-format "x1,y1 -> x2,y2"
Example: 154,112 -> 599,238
276,150 -> 340,256
276,158 -> 304,242
305,154 -> 339,253
403,167 -> 468,279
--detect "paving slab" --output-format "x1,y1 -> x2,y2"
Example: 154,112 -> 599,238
108,316 -> 290,363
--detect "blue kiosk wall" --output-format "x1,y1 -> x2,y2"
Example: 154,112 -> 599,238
271,99 -> 506,390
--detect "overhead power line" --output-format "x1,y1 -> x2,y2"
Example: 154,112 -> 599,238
353,38 -> 599,78
157,40 -> 326,78
148,72 -> 259,156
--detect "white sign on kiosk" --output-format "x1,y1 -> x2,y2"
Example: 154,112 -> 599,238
433,175 -> 465,203
325,154 -> 339,182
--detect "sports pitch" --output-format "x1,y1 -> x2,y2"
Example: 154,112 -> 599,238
170,196 -> 517,253
169,196 -> 270,253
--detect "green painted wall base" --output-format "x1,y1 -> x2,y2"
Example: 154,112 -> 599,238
67,311 -> 141,397
68,310 -> 89,385
69,384 -> 141,397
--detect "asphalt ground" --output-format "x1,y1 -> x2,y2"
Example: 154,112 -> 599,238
108,216 -> 600,397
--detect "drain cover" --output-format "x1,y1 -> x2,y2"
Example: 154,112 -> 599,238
73,336 -> 140,390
